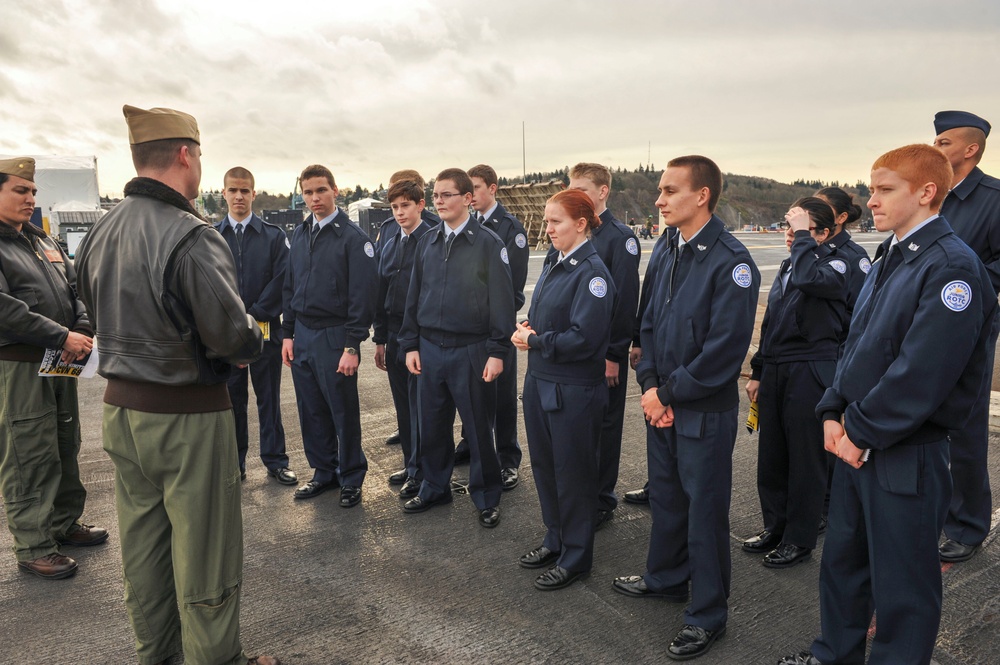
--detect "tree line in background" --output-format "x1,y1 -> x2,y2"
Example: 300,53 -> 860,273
187,165 -> 872,231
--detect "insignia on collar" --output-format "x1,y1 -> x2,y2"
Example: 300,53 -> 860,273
697,244 -> 707,251
334,222 -> 340,227
569,258 -> 578,266
467,230 -> 474,234
908,242 -> 919,251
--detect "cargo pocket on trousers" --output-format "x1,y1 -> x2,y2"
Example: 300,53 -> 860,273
536,379 -> 562,412
874,445 -> 922,496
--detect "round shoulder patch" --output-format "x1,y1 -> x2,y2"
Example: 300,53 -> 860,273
732,263 -> 753,288
941,280 -> 972,312
515,233 -> 527,249
589,277 -> 608,298
364,241 -> 375,258
625,237 -> 639,256
829,259 -> 847,274
858,257 -> 871,274
500,247 -> 509,264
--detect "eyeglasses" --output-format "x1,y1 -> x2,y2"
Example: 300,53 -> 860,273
432,192 -> 463,201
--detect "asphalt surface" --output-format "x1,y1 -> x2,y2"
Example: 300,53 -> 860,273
2,232 -> 999,664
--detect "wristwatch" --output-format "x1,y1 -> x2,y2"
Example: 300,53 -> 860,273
344,347 -> 358,356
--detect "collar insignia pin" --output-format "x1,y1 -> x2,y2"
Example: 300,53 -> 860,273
908,242 -> 919,251
569,258 -> 578,266
697,244 -> 707,251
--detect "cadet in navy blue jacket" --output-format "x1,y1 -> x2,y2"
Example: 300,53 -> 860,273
742,198 -> 849,568
932,110 -> 1000,563
372,180 -> 432,499
464,164 -> 530,490
281,165 -> 377,508
816,187 -> 872,318
398,168 -> 515,529
213,167 -> 295,485
512,189 -> 615,592
614,157 -> 759,662
374,169 -> 440,258
780,145 -> 998,665
562,163 -> 641,527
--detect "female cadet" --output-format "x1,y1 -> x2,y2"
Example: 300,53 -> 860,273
511,189 -> 615,591
741,198 -> 850,568
815,186 -> 871,316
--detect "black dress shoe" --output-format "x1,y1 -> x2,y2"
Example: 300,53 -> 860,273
595,509 -> 614,530
501,467 -> 519,490
519,546 -> 559,569
762,543 -> 812,568
742,529 -> 783,553
612,575 -> 687,601
479,506 -> 501,528
667,624 -> 725,661
399,477 -> 420,499
403,493 -> 453,513
385,429 -> 401,445
388,469 -> 408,485
777,652 -> 823,665
267,467 -> 298,486
534,565 -> 584,591
240,469 -> 247,482
294,480 -> 332,500
939,538 -> 979,563
623,487 -> 649,504
339,485 -> 362,508
454,441 -> 470,464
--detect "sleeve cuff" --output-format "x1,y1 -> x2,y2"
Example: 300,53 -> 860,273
527,333 -> 543,350
821,410 -> 842,423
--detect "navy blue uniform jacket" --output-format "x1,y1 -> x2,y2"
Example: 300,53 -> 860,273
749,230 -> 850,379
632,230 -> 672,347
941,166 -> 1000,292
817,217 -> 998,450
282,209 -> 378,349
373,221 -> 432,344
213,214 -> 289,342
636,216 -> 761,411
526,241 -> 615,386
399,217 -> 515,359
825,230 -> 871,315
481,202 -> 529,311
376,209 -> 441,255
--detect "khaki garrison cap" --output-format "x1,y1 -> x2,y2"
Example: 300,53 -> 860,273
123,105 -> 200,145
0,157 -> 35,182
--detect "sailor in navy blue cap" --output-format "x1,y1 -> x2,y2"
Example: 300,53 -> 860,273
932,110 -> 1000,564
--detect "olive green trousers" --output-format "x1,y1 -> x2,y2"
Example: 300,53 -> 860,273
103,405 -> 247,665
0,360 -> 85,562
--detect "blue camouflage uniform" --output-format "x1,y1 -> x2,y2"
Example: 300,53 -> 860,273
749,231 -> 850,550
399,217 -> 515,511
213,214 -> 290,475
523,240 -> 614,573
811,215 -> 996,663
939,166 -> 1000,548
635,215 -> 759,633
282,209 -> 377,487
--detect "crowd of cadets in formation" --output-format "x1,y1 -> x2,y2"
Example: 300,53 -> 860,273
2,107 -> 997,664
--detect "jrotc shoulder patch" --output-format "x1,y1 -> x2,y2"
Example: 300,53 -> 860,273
500,247 -> 509,264
515,233 -> 527,249
589,277 -> 608,298
859,258 -> 871,274
941,280 -> 972,312
732,263 -> 753,288
829,259 -> 847,274
626,237 -> 639,255
364,242 -> 375,258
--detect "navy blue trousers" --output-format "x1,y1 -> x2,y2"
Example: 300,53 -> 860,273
756,360 -> 833,549
456,346 -> 522,469
228,341 -> 288,472
944,313 -> 998,545
597,361 -> 629,512
812,441 -> 950,665
290,322 -> 368,487
416,339 -> 501,510
385,334 -> 419,479
523,375 -> 606,573
645,406 -> 736,632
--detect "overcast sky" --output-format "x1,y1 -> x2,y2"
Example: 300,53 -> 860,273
3,0 -> 999,196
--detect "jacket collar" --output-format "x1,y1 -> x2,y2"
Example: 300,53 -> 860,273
124,177 -> 205,222
481,201 -> 507,225
873,217 -> 952,265
214,213 -> 263,235
671,215 -> 725,263
951,166 -> 985,201
0,220 -> 46,241
433,215 -> 481,245
304,208 -> 346,237
552,240 -> 597,273
824,229 -> 852,252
